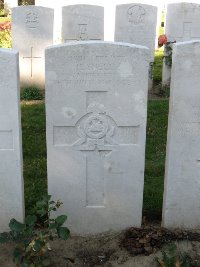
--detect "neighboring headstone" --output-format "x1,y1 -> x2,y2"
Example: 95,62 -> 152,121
62,5 -> 104,42
114,4 -> 157,62
46,42 -> 150,234
114,4 -> 157,89
0,48 -> 24,232
162,41 -> 200,228
12,6 -> 54,89
162,2 -> 200,86
35,0 -> 62,44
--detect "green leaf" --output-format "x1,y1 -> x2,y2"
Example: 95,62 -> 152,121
49,223 -> 57,230
9,219 -> 26,232
55,215 -> 67,226
57,227 -> 70,240
25,215 -> 37,226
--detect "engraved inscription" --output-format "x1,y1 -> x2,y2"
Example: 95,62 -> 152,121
23,47 -> 42,77
78,24 -> 88,40
25,12 -> 39,29
0,130 -> 13,150
127,5 -> 145,25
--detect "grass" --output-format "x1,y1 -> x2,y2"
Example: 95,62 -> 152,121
21,102 -> 47,214
153,50 -> 164,85
143,100 -> 169,219
21,99 -> 169,220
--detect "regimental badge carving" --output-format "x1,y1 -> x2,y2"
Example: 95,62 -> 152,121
78,24 -> 88,40
25,12 -> 39,28
127,5 -> 145,25
74,102 -> 117,150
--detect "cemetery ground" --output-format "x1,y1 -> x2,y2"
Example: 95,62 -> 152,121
2,99 -> 200,266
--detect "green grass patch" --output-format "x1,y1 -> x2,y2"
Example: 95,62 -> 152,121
21,102 -> 47,215
153,50 -> 164,85
22,100 -> 169,220
143,100 -> 169,220
21,86 -> 44,101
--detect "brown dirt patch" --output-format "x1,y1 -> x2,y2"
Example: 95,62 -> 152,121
1,226 -> 200,266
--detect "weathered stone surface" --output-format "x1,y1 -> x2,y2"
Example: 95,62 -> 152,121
163,2 -> 200,86
35,0 -> 63,43
166,3 -> 200,43
0,49 -> 24,232
162,41 -> 200,229
46,42 -> 150,234
114,3 -> 157,61
12,6 -> 54,89
62,5 -> 104,42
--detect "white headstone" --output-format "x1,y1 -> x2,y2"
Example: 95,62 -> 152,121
0,48 -> 24,232
115,3 -> 157,90
166,3 -> 200,43
12,6 -> 54,89
62,5 -> 104,42
35,0 -> 63,43
162,3 -> 200,86
46,42 -> 150,234
162,40 -> 200,229
114,4 -> 157,62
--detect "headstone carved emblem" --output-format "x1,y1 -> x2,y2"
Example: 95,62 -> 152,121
74,102 -> 117,149
127,5 -> 145,25
25,12 -> 39,28
78,24 -> 88,40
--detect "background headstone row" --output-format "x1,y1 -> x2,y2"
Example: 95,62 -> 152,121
1,39 -> 200,233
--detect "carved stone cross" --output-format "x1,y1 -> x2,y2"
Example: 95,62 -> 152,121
23,47 -> 42,77
64,23 -> 102,42
54,98 -> 139,208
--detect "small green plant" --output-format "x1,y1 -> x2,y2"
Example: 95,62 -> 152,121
21,87 -> 44,101
0,195 -> 70,267
156,243 -> 192,267
163,43 -> 174,67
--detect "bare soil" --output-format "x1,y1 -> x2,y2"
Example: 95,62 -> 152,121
1,226 -> 200,267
